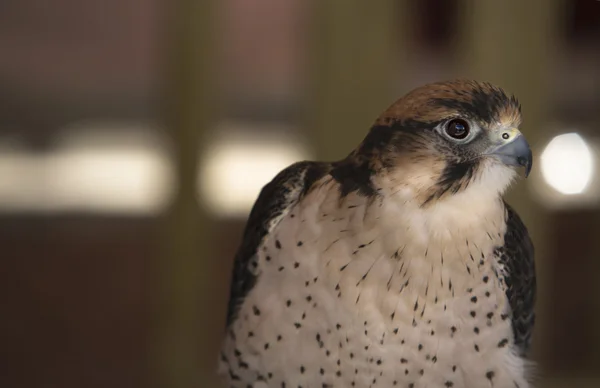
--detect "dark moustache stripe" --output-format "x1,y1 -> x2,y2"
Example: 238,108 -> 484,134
422,160 -> 476,206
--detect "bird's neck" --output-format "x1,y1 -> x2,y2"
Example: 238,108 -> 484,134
335,188 -> 508,317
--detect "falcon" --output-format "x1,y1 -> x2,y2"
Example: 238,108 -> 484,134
219,80 -> 536,388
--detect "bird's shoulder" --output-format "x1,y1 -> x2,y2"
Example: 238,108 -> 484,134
496,201 -> 536,356
225,160 -> 330,326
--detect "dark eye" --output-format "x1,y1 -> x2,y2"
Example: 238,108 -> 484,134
445,119 -> 470,140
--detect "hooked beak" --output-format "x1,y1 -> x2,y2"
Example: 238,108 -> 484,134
485,128 -> 533,177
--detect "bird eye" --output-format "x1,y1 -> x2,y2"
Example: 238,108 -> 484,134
445,119 -> 470,140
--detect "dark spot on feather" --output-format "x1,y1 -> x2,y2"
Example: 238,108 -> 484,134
228,369 -> 240,380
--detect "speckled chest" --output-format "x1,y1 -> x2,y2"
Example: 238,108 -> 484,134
220,189 -> 530,388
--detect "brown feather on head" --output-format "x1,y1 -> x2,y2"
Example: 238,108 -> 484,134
375,79 -> 521,128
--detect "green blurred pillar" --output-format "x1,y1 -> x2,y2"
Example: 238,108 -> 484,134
156,0 -> 218,387
307,0 -> 402,160
457,0 -> 563,369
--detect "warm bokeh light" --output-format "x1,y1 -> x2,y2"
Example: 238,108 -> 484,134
199,122 -> 312,217
540,132 -> 594,195
0,126 -> 175,214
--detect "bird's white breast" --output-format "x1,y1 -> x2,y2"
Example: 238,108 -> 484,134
220,178 -> 531,388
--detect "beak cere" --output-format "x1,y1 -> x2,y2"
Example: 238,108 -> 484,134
487,131 -> 533,177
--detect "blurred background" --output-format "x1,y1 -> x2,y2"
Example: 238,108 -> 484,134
1,0 -> 599,387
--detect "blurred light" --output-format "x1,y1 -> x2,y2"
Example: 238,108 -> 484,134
540,133 -> 594,195
0,122 -> 175,215
46,147 -> 173,214
199,121 -> 312,217
0,149 -> 47,210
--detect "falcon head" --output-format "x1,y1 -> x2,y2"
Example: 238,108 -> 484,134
355,79 -> 532,205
